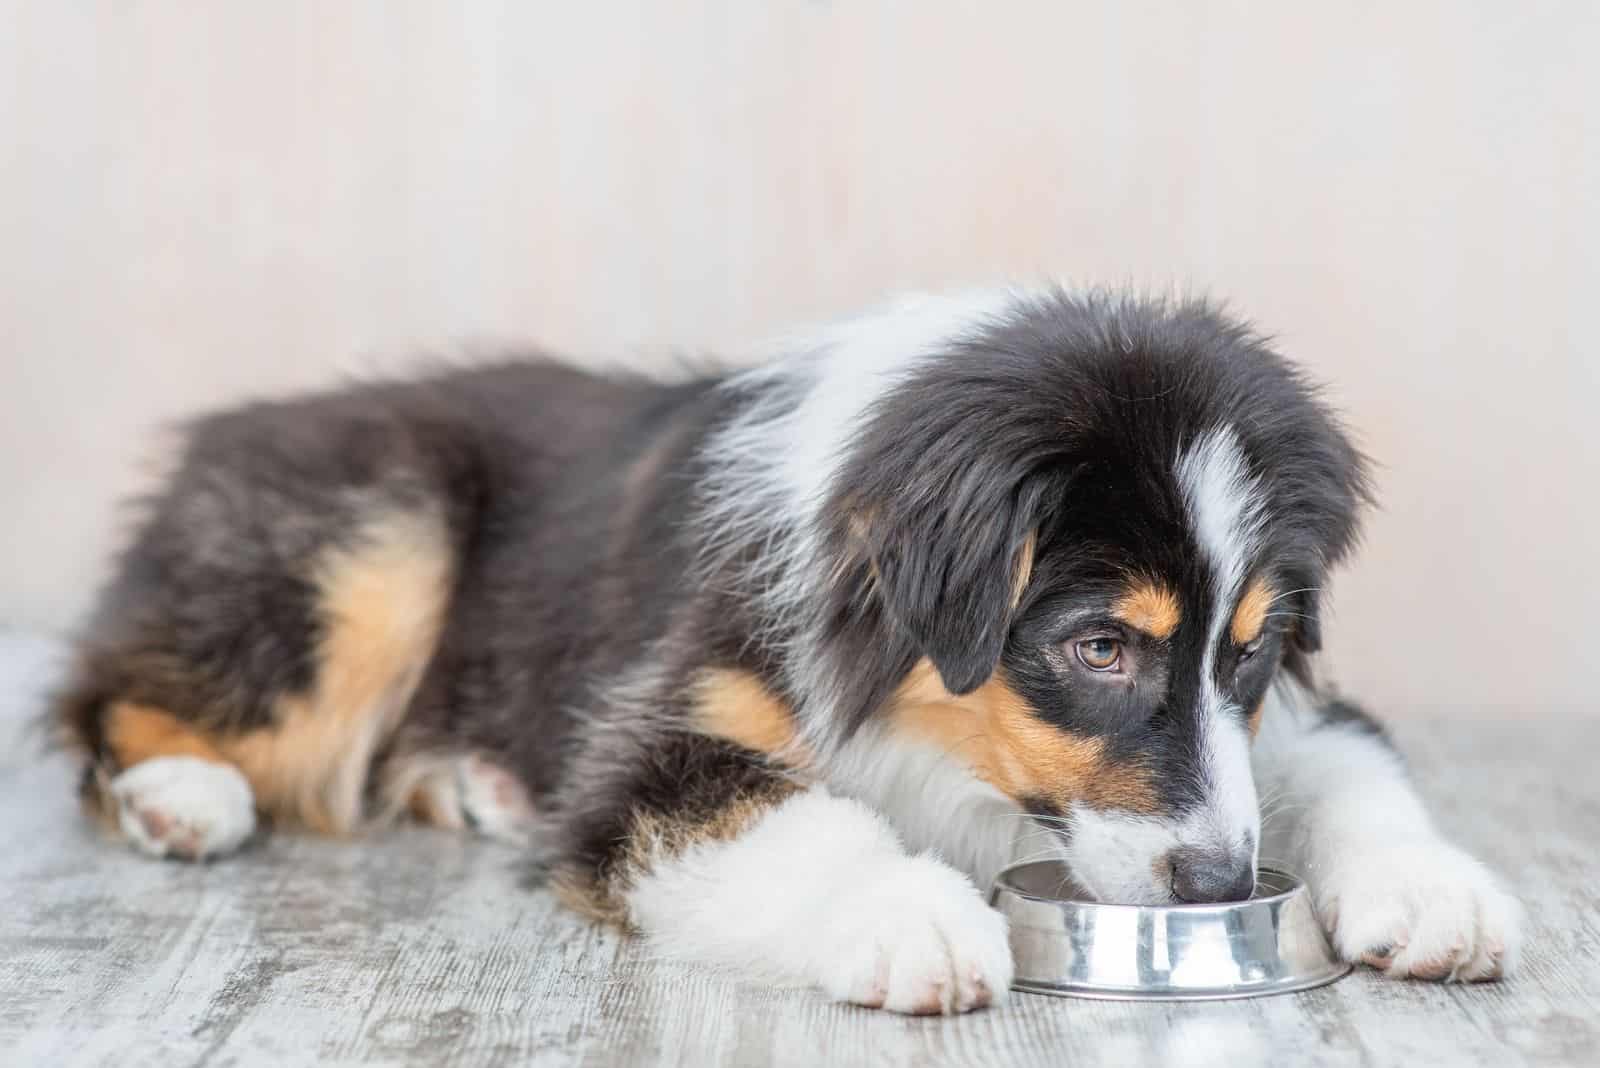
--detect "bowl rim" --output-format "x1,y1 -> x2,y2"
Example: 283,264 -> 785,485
991,860 -> 1306,913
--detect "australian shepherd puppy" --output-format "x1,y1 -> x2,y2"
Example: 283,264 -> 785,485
55,288 -> 1520,1014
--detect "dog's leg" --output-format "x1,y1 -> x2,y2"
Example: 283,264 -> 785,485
633,787 -> 1011,1014
553,756 -> 1012,1015
1253,678 -> 1523,981
97,703 -> 258,861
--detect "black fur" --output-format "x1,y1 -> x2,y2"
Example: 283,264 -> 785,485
1317,698 -> 1392,744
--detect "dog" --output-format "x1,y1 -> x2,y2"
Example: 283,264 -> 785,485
53,287 -> 1521,1014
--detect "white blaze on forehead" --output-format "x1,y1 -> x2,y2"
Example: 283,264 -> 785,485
1175,426 -> 1266,591
1176,426 -> 1265,859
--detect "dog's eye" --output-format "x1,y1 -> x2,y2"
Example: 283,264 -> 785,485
1075,637 -> 1123,672
1239,635 -> 1265,660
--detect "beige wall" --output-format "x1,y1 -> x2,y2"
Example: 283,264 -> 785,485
3,3 -> 1596,716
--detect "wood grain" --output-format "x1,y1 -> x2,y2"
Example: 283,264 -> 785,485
1,634 -> 1596,1067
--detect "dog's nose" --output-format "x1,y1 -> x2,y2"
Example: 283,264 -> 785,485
1168,846 -> 1256,903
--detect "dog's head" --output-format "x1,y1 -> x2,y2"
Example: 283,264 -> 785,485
818,290 -> 1369,903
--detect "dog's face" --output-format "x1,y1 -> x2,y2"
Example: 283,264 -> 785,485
986,425 -> 1301,904
824,293 -> 1368,904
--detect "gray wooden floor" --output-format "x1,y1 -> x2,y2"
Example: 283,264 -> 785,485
2,632 -> 1597,1068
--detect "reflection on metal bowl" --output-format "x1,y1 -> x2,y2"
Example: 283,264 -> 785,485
989,862 -> 1351,1000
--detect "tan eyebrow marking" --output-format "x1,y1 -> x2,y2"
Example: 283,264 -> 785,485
1231,576 -> 1276,646
1111,579 -> 1182,640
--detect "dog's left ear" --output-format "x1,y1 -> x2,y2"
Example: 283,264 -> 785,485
1280,581 -> 1324,686
858,476 -> 1049,696
1290,586 -> 1323,654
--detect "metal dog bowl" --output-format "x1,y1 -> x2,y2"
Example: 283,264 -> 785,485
989,862 -> 1351,1001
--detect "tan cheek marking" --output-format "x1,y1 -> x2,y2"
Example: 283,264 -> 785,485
1112,580 -> 1182,640
691,669 -> 811,766
220,510 -> 452,835
888,659 -> 1157,813
1231,577 -> 1275,646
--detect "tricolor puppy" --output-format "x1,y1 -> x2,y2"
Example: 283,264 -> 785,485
55,288 -> 1521,1014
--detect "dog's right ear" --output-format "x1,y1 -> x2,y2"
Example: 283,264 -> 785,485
814,340 -> 1071,708
860,482 -> 1046,695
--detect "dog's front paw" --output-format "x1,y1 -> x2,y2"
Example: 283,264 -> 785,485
819,854 -> 1013,1015
1316,838 -> 1523,982
110,756 -> 257,861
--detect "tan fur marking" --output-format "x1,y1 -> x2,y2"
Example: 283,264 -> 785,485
387,753 -> 467,828
1231,576 -> 1275,646
1248,697 -> 1266,738
889,659 -> 1157,813
840,510 -> 884,597
551,869 -> 632,928
86,702 -> 236,832
219,510 -> 452,835
1112,580 -> 1182,640
1010,531 -> 1037,610
104,701 -> 229,768
407,780 -> 460,828
556,783 -> 801,929
691,669 -> 810,765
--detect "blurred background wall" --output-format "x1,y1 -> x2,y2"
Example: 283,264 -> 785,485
2,2 -> 1595,716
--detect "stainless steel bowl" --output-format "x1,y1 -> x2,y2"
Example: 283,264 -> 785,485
989,862 -> 1351,1000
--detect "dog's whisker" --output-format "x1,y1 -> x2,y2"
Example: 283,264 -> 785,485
1009,848 -> 1070,868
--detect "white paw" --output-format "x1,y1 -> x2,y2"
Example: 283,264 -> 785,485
110,756 -> 257,861
457,754 -> 537,844
1315,838 -> 1523,981
818,854 -> 1013,1015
